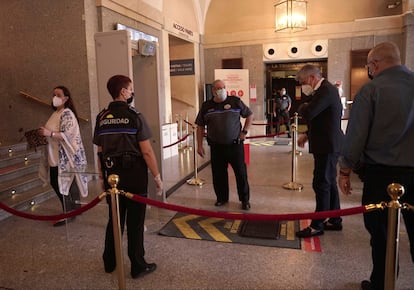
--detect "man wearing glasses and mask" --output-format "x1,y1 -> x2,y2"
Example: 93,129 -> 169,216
339,42 -> 414,290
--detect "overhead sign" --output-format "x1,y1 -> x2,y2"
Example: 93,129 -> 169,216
170,59 -> 195,76
164,18 -> 199,43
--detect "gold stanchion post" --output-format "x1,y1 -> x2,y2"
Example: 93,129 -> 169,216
384,183 -> 405,290
177,114 -> 190,153
283,113 -> 303,191
183,113 -> 192,151
293,113 -> 302,155
186,124 -> 205,186
107,174 -> 126,290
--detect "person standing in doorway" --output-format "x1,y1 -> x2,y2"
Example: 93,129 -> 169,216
295,65 -> 344,238
273,87 -> 292,138
93,75 -> 163,279
338,42 -> 414,290
195,79 -> 253,210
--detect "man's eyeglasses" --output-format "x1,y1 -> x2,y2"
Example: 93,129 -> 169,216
365,59 -> 383,68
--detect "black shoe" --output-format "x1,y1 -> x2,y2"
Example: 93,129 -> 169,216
214,201 -> 227,206
104,264 -> 115,273
360,280 -> 373,290
296,227 -> 324,238
131,263 -> 157,279
241,201 -> 251,210
323,221 -> 343,231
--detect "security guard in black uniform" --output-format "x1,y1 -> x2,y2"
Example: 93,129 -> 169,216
195,79 -> 253,210
93,75 -> 162,279
273,88 -> 292,138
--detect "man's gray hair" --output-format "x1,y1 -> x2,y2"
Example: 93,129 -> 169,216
296,64 -> 322,82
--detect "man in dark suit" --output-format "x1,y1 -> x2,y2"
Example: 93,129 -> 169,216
294,64 -> 344,238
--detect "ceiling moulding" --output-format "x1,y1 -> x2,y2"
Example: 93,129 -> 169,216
203,14 -> 403,49
97,0 -> 163,29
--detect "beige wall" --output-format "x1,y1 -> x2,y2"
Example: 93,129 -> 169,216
328,34 -> 403,101
205,0 -> 401,35
204,45 -> 265,120
0,0 -> 94,164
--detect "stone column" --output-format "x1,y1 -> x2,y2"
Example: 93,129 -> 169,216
403,13 -> 414,69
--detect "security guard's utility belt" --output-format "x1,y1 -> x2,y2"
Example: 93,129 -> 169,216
207,137 -> 244,145
103,152 -> 141,169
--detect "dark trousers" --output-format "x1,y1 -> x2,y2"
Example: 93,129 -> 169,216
310,153 -> 342,230
362,165 -> 414,290
102,159 -> 149,274
276,110 -> 291,136
210,143 -> 249,203
103,195 -> 147,274
49,166 -> 80,212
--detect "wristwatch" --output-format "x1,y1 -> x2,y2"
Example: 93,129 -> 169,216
241,130 -> 248,134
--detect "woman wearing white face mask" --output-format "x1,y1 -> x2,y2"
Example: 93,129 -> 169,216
39,86 -> 87,226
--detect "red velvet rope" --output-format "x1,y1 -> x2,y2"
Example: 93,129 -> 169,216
162,133 -> 190,149
0,191 -> 368,222
128,194 -> 367,221
0,195 -> 103,221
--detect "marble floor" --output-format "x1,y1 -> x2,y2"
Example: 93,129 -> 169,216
0,138 -> 413,290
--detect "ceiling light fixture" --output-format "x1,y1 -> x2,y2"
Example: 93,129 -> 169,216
387,1 -> 401,9
274,0 -> 307,32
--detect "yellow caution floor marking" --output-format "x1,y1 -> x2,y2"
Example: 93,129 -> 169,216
249,140 -> 276,147
172,214 -> 202,239
199,218 -> 232,242
160,213 -> 301,249
286,221 -> 295,240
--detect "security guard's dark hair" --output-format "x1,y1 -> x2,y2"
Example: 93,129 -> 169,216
107,75 -> 132,99
52,85 -> 79,120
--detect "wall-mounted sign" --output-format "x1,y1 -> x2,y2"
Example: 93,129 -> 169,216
172,22 -> 193,37
214,69 -> 250,107
164,18 -> 199,43
170,59 -> 195,76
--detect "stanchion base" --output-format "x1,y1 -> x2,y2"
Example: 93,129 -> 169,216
283,182 -> 303,191
288,150 -> 303,156
186,177 -> 205,186
274,139 -> 292,146
179,146 -> 192,152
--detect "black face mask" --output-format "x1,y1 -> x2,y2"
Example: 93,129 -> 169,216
127,92 -> 134,104
367,68 -> 373,80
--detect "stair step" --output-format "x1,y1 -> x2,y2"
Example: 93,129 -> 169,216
0,142 -> 32,156
0,149 -> 43,169
0,142 -> 55,222
0,172 -> 44,200
0,161 -> 40,184
0,186 -> 55,221
2,184 -> 54,207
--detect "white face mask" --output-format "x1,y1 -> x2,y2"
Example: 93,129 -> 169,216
216,88 -> 227,101
281,90 -> 286,96
52,96 -> 64,107
301,84 -> 313,96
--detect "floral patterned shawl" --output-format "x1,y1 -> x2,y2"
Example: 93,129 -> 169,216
58,108 -> 88,197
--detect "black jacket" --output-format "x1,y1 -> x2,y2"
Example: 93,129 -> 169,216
299,79 -> 344,154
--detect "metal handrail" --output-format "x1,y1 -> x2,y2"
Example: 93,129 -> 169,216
19,91 -> 89,122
